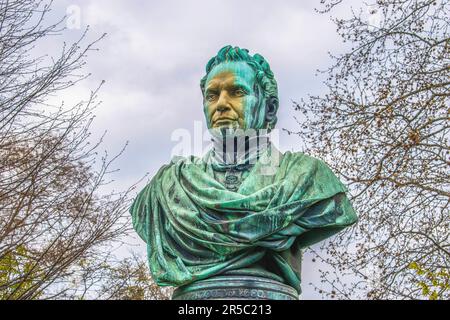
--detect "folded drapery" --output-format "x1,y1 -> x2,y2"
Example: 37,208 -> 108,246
130,146 -> 358,294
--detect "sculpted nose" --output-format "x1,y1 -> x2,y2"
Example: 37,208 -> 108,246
217,104 -> 230,113
216,92 -> 231,113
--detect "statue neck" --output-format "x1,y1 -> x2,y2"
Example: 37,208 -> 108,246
210,129 -> 270,171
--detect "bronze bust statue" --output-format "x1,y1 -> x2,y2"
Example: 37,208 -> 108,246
130,45 -> 358,300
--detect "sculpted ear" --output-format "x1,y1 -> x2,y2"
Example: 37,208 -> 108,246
265,97 -> 278,129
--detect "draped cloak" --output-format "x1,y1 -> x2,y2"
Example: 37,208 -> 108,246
130,147 -> 358,294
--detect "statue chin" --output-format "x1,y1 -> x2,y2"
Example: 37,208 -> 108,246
209,121 -> 242,137
212,120 -> 239,129
209,126 -> 249,139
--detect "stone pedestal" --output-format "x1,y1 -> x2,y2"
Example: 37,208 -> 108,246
172,275 -> 299,300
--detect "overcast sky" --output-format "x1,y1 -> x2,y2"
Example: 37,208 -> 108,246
44,0 -> 362,299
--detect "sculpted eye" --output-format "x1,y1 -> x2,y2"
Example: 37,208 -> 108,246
206,93 -> 217,102
234,88 -> 246,97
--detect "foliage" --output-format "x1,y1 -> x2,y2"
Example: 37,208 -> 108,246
409,262 -> 449,300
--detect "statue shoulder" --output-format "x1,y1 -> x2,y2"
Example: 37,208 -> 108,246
282,150 -> 330,169
281,151 -> 346,188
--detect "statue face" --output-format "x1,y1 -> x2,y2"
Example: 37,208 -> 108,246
203,62 -> 258,130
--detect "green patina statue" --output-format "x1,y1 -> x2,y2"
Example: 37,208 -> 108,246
130,46 -> 358,300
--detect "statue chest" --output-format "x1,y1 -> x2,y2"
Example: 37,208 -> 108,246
213,168 -> 251,192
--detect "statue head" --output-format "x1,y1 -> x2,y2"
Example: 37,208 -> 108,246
200,46 -> 279,132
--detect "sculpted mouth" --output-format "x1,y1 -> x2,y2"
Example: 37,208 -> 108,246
214,118 -> 237,124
